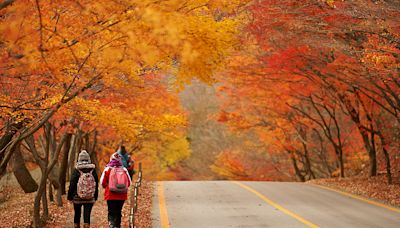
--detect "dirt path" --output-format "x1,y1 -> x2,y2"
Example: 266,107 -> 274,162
0,181 -> 153,228
60,181 -> 153,227
61,189 -> 131,227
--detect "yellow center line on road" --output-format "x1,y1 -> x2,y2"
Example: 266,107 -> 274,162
233,181 -> 319,228
158,182 -> 171,228
311,184 -> 400,214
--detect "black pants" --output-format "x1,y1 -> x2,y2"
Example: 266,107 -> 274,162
107,200 -> 125,227
73,203 -> 93,224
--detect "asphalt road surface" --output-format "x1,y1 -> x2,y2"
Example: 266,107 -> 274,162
152,181 -> 400,228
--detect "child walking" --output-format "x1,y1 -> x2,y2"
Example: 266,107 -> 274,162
67,150 -> 99,228
116,145 -> 135,178
100,153 -> 131,228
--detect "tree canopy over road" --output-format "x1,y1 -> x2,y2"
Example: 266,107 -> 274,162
1,0 -> 400,227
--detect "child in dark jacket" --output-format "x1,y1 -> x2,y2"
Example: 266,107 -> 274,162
68,150 -> 99,228
100,152 -> 131,228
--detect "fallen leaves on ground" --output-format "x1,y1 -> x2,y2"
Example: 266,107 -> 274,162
129,181 -> 153,228
0,181 -> 154,227
308,174 -> 400,207
0,187 -> 72,228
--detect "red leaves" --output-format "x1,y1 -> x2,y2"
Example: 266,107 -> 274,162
217,111 -> 229,123
264,46 -> 310,71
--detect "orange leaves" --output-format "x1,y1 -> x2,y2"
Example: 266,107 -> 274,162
0,0 -> 249,176
217,111 -> 229,122
211,149 -> 248,179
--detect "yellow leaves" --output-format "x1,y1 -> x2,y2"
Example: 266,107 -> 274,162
326,0 -> 336,8
117,0 -> 243,84
160,136 -> 191,168
63,96 -> 187,143
42,95 -> 63,107
181,41 -> 200,65
160,114 -> 187,129
361,35 -> 399,69
0,0 -> 246,179
2,0 -> 246,96
142,7 -> 164,25
325,0 -> 345,8
362,52 -> 397,67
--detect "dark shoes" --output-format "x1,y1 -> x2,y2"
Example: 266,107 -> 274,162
74,223 -> 90,228
108,216 -> 121,228
108,221 -> 114,228
108,220 -> 119,228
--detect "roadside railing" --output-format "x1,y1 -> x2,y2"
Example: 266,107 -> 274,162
129,162 -> 143,228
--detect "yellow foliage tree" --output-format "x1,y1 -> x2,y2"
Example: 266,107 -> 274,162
0,0 -> 248,178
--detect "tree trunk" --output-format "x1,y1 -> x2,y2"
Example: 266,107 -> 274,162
83,133 -> 90,151
59,133 -> 72,195
48,181 -> 54,202
33,169 -> 47,228
314,129 -> 332,177
42,180 -> 48,221
27,128 -> 67,227
69,131 -> 82,178
369,131 -> 377,177
12,143 -> 38,193
47,125 -> 64,207
0,0 -> 16,10
68,136 -> 77,179
302,143 -> 315,180
89,131 -> 100,176
66,134 -> 76,181
360,131 -> 377,177
56,183 -> 62,206
0,122 -> 22,180
90,150 -> 100,177
382,146 -> 392,184
0,132 -> 14,157
48,173 -> 62,207
338,93 -> 376,177
337,147 -> 344,178
378,133 -> 392,184
289,151 -> 305,182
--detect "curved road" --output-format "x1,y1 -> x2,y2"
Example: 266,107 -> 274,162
152,181 -> 400,228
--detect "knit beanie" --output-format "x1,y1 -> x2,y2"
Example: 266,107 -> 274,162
110,152 -> 122,162
78,150 -> 91,164
105,152 -> 123,167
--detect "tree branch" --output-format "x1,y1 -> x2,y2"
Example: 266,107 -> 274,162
0,0 -> 15,10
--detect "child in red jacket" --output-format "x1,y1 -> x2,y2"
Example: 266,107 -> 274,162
100,153 -> 131,228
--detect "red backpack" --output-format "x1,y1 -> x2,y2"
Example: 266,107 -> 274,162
108,167 -> 129,194
77,170 -> 96,200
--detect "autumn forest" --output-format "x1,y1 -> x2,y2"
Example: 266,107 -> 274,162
1,0 -> 400,227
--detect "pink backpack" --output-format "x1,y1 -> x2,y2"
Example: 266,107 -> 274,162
77,170 -> 96,200
109,167 -> 129,194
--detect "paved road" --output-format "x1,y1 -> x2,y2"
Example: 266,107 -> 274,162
152,181 -> 400,228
